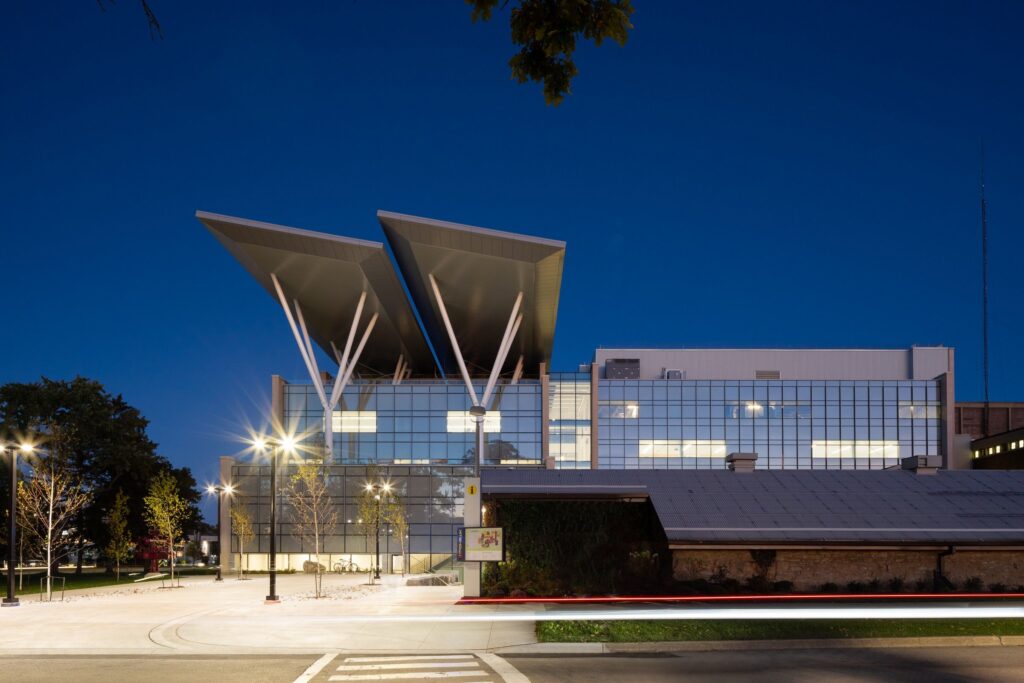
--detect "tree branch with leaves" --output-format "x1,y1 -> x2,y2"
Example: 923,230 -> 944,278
105,489 -> 133,581
144,470 -> 189,585
468,0 -> 635,105
230,503 -> 255,579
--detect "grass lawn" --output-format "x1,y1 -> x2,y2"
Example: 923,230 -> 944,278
3,566 -> 217,596
537,619 -> 1024,643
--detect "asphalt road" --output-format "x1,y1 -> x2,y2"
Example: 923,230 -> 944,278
2,647 -> 1024,682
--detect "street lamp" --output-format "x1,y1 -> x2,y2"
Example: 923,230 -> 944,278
251,434 -> 295,603
205,483 -> 235,582
2,442 -> 33,608
364,480 -> 392,581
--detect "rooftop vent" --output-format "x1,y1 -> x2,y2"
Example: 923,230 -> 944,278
605,358 -> 640,380
901,455 -> 941,475
663,368 -> 684,380
755,370 -> 781,380
726,452 -> 758,473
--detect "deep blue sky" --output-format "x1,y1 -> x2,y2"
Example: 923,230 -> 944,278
3,2 -> 1023,517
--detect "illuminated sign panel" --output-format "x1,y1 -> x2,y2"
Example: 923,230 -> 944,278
457,527 -> 505,562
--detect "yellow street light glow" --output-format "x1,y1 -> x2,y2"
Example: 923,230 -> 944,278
206,485 -> 217,494
365,483 -> 374,492
280,435 -> 296,453
252,437 -> 267,451
19,443 -> 34,453
224,484 -> 235,495
382,482 -> 392,492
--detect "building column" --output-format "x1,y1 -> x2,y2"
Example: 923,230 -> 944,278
590,362 -> 600,469
219,455 -> 234,573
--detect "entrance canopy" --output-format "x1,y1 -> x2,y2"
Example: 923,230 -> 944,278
198,211 -> 435,376
379,211 -> 565,377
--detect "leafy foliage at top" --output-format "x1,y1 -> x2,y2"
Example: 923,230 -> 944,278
468,0 -> 635,105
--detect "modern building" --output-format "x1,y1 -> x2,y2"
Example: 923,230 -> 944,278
955,401 -> 1024,439
970,426 -> 1024,469
200,210 -> 967,575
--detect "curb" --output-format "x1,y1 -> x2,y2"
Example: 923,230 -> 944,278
496,635 -> 1024,655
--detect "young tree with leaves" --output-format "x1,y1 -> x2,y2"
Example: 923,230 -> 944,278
230,504 -> 255,579
382,490 -> 409,576
285,461 -> 338,597
105,489 -> 133,581
16,444 -> 92,601
144,470 -> 189,584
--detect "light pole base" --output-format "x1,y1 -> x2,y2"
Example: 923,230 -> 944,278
1,598 -> 20,607
264,596 -> 280,604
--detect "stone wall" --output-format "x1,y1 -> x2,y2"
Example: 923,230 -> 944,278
672,548 -> 1024,590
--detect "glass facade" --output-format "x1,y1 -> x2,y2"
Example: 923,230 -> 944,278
547,372 -> 592,469
229,463 -> 472,573
598,379 -> 943,470
284,380 -> 542,466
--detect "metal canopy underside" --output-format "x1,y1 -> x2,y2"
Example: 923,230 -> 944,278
198,211 -> 435,376
379,211 -> 565,377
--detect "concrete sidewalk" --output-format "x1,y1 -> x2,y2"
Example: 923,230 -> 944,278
0,572 -> 537,655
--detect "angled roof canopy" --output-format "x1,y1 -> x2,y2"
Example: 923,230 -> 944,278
198,211 -> 435,376
379,211 -> 565,377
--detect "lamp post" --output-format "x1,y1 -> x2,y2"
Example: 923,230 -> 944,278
2,442 -> 32,608
252,435 -> 294,603
364,480 -> 392,581
205,483 -> 235,582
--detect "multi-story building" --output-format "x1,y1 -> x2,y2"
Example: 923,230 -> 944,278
200,210 -> 962,573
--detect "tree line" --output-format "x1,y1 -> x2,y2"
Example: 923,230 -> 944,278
1,377 -> 203,596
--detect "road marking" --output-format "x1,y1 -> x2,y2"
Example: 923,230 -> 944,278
338,662 -> 479,671
476,653 -> 530,683
344,655 -> 476,663
329,671 -> 488,681
293,652 -> 339,683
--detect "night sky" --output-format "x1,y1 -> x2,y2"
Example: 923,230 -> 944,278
3,2 -> 1022,519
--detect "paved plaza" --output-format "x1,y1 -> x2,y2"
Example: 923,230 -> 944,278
0,572 -> 536,655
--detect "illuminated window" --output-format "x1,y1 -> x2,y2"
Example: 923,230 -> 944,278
897,402 -> 939,419
996,445 -> 1002,454
598,401 -> 639,419
330,410 -> 377,433
811,440 -> 899,459
446,411 -> 501,433
639,439 -> 728,458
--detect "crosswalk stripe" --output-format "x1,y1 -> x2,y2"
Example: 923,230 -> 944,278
338,662 -> 478,672
344,655 -> 475,663
329,671 -> 490,681
293,653 -> 339,683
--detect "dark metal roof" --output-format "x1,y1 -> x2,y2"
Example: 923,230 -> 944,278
379,211 -> 565,377
198,211 -> 435,375
481,469 -> 1024,546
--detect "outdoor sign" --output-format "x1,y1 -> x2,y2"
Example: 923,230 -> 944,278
456,526 -> 505,562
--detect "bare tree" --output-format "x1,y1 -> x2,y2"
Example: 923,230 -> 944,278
105,489 -> 133,581
144,470 -> 189,585
230,503 -> 255,579
17,454 -> 91,600
285,461 -> 337,598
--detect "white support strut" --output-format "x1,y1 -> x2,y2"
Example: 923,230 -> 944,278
337,313 -> 378,393
270,274 -> 329,409
392,355 -> 405,385
511,355 -> 524,385
481,292 -> 523,408
428,273 -> 479,406
337,291 -> 367,382
485,313 -> 522,408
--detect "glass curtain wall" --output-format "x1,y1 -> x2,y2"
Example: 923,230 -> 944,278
548,372 -> 592,469
598,379 -> 943,469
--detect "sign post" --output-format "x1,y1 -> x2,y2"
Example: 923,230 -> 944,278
462,477 -> 481,597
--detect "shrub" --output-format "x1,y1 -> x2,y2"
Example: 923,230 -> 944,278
819,582 -> 839,593
914,580 -> 928,592
771,580 -> 794,593
989,583 -> 1007,593
867,579 -> 882,593
846,581 -> 865,593
887,577 -> 905,592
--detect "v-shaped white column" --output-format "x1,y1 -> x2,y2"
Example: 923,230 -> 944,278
428,273 -> 523,473
271,274 -> 377,458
